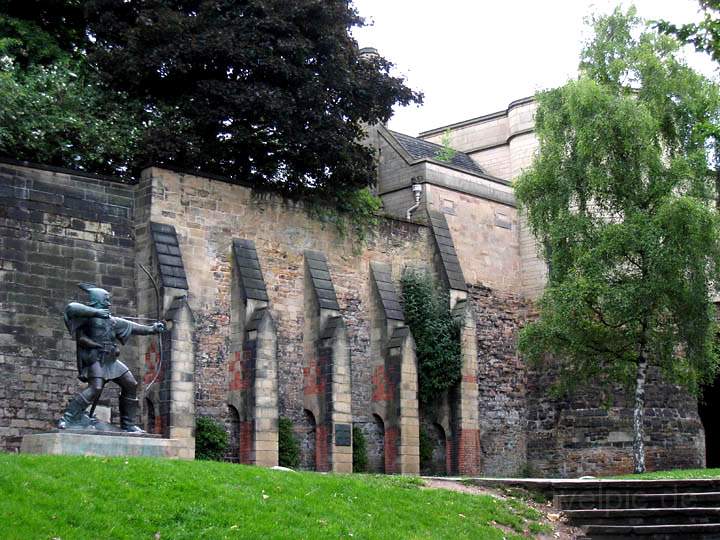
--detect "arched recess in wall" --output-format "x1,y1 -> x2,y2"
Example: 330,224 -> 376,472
145,398 -> 156,434
368,414 -> 385,474
300,409 -> 317,471
226,405 -> 241,463
421,422 -> 447,476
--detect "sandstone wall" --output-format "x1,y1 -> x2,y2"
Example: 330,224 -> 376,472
419,98 -> 546,300
425,185 -> 519,291
0,161 -> 137,450
141,168 -> 432,447
420,111 -> 509,153
467,145 -> 511,180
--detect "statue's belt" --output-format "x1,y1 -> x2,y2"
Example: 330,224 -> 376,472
92,344 -> 119,360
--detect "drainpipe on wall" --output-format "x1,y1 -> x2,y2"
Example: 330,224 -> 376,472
406,179 -> 424,221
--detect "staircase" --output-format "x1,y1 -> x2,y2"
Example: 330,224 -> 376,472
552,479 -> 720,539
461,477 -> 720,539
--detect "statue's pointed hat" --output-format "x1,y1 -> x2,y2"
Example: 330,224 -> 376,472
78,283 -> 110,306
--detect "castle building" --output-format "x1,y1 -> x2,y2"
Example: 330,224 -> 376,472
0,97 -> 706,476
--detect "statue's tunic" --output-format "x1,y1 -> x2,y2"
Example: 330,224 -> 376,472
64,302 -> 146,382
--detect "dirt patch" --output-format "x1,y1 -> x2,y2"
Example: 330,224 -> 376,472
423,479 -> 584,539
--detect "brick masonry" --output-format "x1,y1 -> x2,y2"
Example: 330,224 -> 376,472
140,168 -> 430,472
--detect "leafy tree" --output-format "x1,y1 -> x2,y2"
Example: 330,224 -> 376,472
657,1 -> 720,64
0,14 -> 142,177
1,0 -> 422,200
515,8 -> 720,473
657,1 -> 720,208
400,269 -> 461,404
434,129 -> 457,162
0,0 -> 421,208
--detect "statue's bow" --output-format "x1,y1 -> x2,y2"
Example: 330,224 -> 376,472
139,263 -> 164,392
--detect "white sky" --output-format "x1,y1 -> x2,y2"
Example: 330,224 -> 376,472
351,0 -> 717,136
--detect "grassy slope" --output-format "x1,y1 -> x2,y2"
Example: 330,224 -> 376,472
613,468 -> 720,480
0,455 -> 548,540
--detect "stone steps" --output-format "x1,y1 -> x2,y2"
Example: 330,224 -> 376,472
556,492 -> 720,510
551,479 -> 720,496
552,481 -> 720,538
456,478 -> 720,540
564,507 -> 720,526
583,523 -> 720,539
457,477 -> 720,538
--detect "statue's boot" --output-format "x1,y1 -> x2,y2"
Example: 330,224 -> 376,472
58,394 -> 91,429
119,396 -> 145,433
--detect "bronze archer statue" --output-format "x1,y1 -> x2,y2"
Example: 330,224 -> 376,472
59,283 -> 165,432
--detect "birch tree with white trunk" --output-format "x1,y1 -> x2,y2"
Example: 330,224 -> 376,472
516,7 -> 720,474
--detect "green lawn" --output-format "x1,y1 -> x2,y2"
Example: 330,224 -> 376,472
613,468 -> 720,480
0,454 -> 549,539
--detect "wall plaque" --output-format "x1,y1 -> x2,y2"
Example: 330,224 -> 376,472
335,423 -> 351,446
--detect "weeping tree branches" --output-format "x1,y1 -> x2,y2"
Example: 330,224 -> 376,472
516,7 -> 720,473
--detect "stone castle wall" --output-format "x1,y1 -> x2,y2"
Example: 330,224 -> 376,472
470,284 -> 529,476
425,185 -> 519,292
419,98 -> 546,300
0,160 -> 707,477
139,168 -> 432,459
0,161 -> 137,451
526,365 -> 705,477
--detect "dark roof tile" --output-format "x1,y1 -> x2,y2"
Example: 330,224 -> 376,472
232,239 -> 268,303
370,261 -> 404,322
304,250 -> 340,310
389,130 -> 486,176
150,222 -> 189,290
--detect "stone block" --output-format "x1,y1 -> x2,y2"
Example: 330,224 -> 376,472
254,418 -> 277,431
21,431 -> 193,459
254,450 -> 278,467
169,427 -> 193,439
254,439 -> 277,452
254,430 -> 278,442
401,424 -> 419,438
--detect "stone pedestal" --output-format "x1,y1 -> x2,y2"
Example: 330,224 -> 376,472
20,431 -> 194,459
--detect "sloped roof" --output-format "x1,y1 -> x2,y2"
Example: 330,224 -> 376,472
389,130 -> 486,176
304,250 -> 340,311
427,210 -> 467,291
370,262 -> 404,322
233,238 -> 269,302
151,222 -> 188,290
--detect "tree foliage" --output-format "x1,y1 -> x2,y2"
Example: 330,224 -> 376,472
400,269 -> 461,404
515,8 -> 720,473
0,14 -> 142,177
0,0 -> 421,206
657,1 -> 720,65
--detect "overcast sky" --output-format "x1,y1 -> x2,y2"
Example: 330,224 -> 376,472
350,0 -> 717,136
